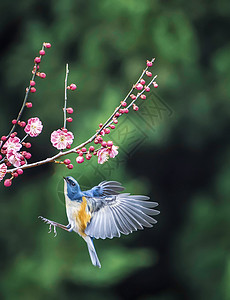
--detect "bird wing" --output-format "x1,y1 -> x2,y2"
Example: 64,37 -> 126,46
85,193 -> 159,239
98,181 -> 125,195
82,181 -> 125,197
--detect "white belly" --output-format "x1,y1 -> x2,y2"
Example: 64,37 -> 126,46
65,194 -> 81,230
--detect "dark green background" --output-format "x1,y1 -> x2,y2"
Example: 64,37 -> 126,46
1,1 -> 230,299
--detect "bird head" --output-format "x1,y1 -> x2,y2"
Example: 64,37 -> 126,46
63,176 -> 82,200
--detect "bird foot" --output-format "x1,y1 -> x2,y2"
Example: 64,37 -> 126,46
39,216 -> 58,237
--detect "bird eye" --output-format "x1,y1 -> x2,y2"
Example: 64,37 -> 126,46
71,182 -> 76,186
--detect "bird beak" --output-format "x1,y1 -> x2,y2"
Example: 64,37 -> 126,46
63,176 -> 67,181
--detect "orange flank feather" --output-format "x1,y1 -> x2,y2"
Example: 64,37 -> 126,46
76,196 -> 91,237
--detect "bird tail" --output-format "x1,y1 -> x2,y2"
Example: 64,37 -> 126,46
84,236 -> 101,268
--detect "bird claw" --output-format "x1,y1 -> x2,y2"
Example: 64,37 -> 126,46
39,216 -> 58,237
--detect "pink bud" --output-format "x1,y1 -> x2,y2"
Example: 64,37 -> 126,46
19,121 -> 26,127
30,80 -> 36,86
124,108 -> 129,114
110,124 -> 115,129
101,141 -> 107,147
144,86 -> 150,92
133,104 -> 139,111
34,57 -> 41,64
13,172 -> 18,178
0,155 -> 2,160
69,83 -> 77,91
39,72 -> 46,79
44,42 -> 51,48
153,82 -> 158,88
76,156 -> 84,164
62,128 -> 68,133
130,94 -> 137,100
113,118 -> 118,124
86,153 -> 92,160
64,159 -> 71,165
140,94 -> 146,100
115,112 -> 120,117
147,60 -> 153,67
82,147 -> 87,152
97,136 -> 103,143
66,144 -> 71,149
136,83 -> 143,90
30,87 -> 36,93
17,168 -> 23,175
89,146 -> 95,152
121,101 -> 127,107
67,164 -> 74,169
12,119 -> 17,125
107,141 -> 113,147
99,123 -> 103,128
66,117 -> 73,122
104,128 -> 110,134
25,143 -> 31,148
146,71 -> 152,77
26,102 -> 32,108
78,151 -> 83,156
39,50 -> 45,56
25,152 -> 32,159
66,107 -> 74,114
4,179 -> 12,187
119,109 -> 124,114
94,139 -> 99,144
140,79 -> 146,85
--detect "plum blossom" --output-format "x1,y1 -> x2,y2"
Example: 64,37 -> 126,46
109,145 -> 119,158
0,163 -> 7,181
24,117 -> 43,137
3,137 -> 22,152
7,151 -> 23,167
97,145 -> 119,164
97,148 -> 109,164
50,129 -> 74,150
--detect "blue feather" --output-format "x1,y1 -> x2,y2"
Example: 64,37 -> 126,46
64,176 -> 83,200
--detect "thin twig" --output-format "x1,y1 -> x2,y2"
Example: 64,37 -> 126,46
0,44 -> 45,150
96,58 -> 156,137
63,63 -> 69,129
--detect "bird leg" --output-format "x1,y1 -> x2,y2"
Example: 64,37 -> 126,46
38,216 -> 72,237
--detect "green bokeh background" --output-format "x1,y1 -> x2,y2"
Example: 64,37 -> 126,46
1,1 -> 230,299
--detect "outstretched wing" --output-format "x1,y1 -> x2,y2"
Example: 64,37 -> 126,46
85,193 -> 159,239
83,181 -> 125,197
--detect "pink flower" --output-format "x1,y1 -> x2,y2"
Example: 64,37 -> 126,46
7,151 -> 23,167
3,137 -> 22,152
0,163 -> 7,181
24,117 -> 43,137
109,145 -> 119,158
50,129 -> 74,150
97,145 -> 119,164
97,148 -> 109,164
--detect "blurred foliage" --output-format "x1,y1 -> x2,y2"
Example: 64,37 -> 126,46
0,0 -> 230,299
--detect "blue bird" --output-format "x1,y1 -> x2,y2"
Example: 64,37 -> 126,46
39,176 -> 160,268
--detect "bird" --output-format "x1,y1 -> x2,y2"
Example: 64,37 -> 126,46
39,176 -> 160,268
